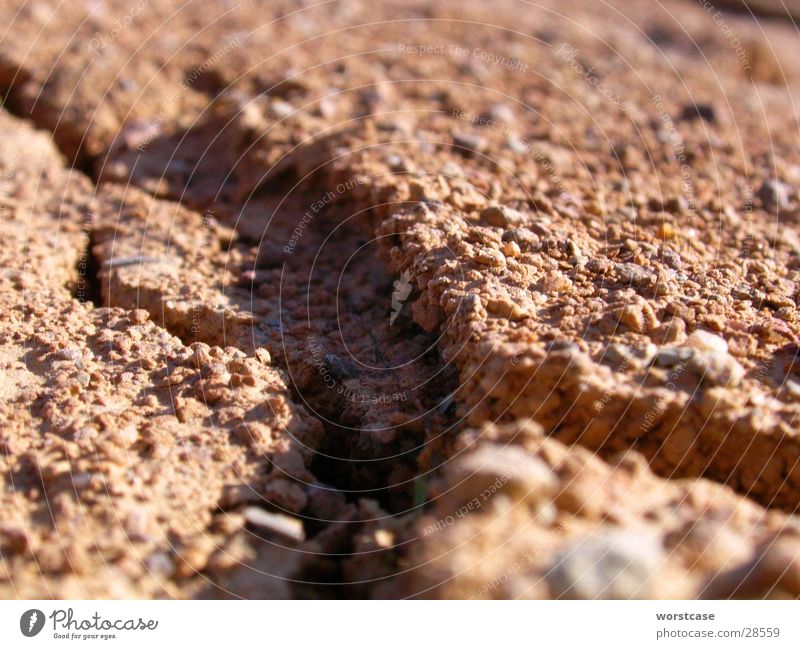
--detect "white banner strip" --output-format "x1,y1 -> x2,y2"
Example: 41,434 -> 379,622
0,600 -> 798,648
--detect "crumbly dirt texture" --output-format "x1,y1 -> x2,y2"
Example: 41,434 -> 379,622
3,0 -> 800,599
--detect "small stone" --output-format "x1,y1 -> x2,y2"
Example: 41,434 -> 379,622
603,343 -> 657,369
263,478 -> 308,514
679,102 -> 716,122
145,552 -> 174,576
439,161 -> 464,178
452,132 -> 487,155
218,484 -> 261,509
543,271 -> 572,294
658,223 -> 676,239
269,100 -> 294,119
445,443 -> 558,508
652,318 -> 686,344
619,304 -> 645,332
665,196 -> 689,214
654,346 -> 693,367
481,204 -> 523,227
374,529 -> 395,548
758,179 -> 791,210
124,507 -> 152,542
191,343 -> 214,368
688,349 -> 745,388
785,380 -> 800,399
239,269 -> 257,285
565,239 -> 582,259
548,531 -> 664,599
239,100 -> 265,131
0,524 -> 29,555
506,135 -> 530,154
616,263 -> 651,285
687,330 -> 728,355
325,353 -> 361,379
243,508 -> 305,542
501,228 -> 539,249
603,343 -> 636,367
131,309 -> 150,324
585,198 -> 606,216
503,240 -> 521,258
116,426 -> 138,446
72,472 -> 95,490
529,222 -> 551,238
486,296 -> 528,321
475,247 -> 506,267
255,347 -> 271,365
174,542 -> 212,577
385,154 -> 406,172
361,421 -> 397,445
485,102 -> 515,124
316,96 -> 336,119
56,349 -> 82,362
660,247 -> 682,269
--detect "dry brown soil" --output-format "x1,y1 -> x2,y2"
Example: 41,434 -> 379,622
2,0 -> 800,599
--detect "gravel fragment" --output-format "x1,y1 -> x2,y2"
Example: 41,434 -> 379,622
243,508 -> 306,542
687,330 -> 728,355
452,132 -> 487,155
480,204 -> 523,227
758,179 -> 792,210
548,531 -> 664,599
445,443 -> 558,508
269,100 -> 294,119
501,228 -> 539,249
476,247 -> 506,267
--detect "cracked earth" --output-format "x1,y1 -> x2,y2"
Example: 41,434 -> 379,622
2,0 -> 800,599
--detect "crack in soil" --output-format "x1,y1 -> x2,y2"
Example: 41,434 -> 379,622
73,224 -> 102,307
12,89 -> 461,586
0,87 -> 463,520
267,203 -> 461,513
10,71 -> 796,598
0,91 -> 429,593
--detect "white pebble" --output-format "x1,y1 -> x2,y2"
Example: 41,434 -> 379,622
687,330 -> 728,355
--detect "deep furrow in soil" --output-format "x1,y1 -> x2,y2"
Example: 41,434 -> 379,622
264,200 -> 461,512
0,91 -> 455,593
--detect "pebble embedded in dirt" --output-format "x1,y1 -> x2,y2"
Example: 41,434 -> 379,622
548,531 -> 665,599
758,179 -> 792,210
